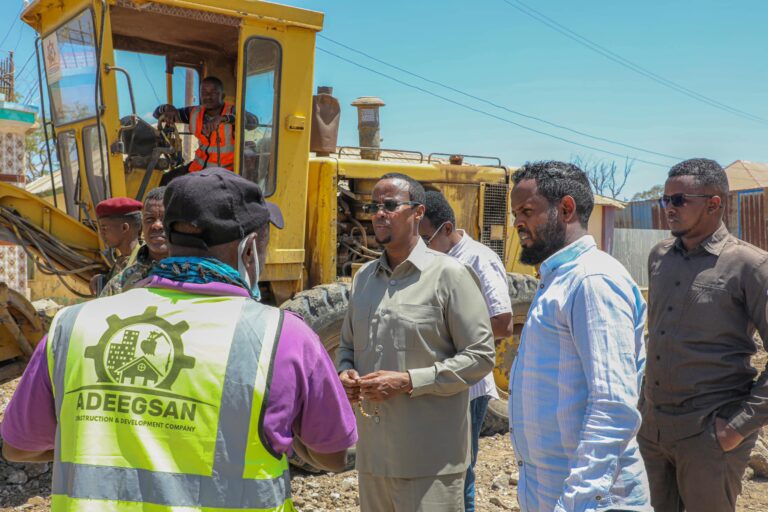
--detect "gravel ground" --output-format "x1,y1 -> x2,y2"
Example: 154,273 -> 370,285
3,361 -> 768,511
2,410 -> 768,512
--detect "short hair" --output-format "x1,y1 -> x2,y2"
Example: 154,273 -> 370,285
668,158 -> 728,196
201,76 -> 224,93
424,190 -> 455,226
380,172 -> 426,204
107,213 -> 141,231
512,160 -> 594,227
144,186 -> 166,207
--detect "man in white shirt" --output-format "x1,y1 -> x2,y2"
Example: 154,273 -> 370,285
419,190 -> 513,512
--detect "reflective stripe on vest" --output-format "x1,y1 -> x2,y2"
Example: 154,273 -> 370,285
189,103 -> 235,172
46,287 -> 293,511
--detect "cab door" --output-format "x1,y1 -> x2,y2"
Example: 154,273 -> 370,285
235,16 -> 318,296
40,0 -> 124,224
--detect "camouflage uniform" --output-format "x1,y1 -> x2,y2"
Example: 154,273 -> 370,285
100,245 -> 156,297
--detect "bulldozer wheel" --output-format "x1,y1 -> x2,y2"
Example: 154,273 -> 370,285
0,284 -> 45,385
281,282 -> 353,473
280,282 -> 351,364
481,272 -> 538,436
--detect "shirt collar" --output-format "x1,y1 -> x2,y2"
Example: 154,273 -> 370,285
377,238 -> 432,274
141,275 -> 251,297
539,235 -> 596,279
673,222 -> 729,256
136,244 -> 152,265
447,230 -> 468,257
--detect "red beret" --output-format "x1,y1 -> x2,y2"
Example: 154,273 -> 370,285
95,197 -> 143,218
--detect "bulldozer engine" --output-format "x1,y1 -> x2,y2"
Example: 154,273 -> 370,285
337,179 -> 383,276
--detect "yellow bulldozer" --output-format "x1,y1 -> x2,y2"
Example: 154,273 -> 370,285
0,0 -> 623,463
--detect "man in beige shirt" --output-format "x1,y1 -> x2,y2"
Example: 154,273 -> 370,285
337,173 -> 495,512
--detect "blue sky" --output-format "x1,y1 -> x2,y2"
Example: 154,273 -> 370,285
4,0 -> 767,198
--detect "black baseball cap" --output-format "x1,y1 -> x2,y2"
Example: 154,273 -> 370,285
163,167 -> 284,249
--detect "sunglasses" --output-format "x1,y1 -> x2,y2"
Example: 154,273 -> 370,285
420,221 -> 448,246
361,200 -> 421,214
659,193 -> 716,208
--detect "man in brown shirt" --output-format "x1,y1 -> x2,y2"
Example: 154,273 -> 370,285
639,158 -> 768,512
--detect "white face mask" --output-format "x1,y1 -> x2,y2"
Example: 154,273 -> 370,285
237,235 -> 261,300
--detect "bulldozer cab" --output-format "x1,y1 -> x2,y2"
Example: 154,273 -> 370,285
21,0 -> 322,290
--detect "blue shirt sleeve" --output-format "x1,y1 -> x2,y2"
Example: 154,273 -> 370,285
556,274 -> 645,512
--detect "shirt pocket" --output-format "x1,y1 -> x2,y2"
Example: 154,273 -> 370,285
677,283 -> 730,334
392,304 -> 442,351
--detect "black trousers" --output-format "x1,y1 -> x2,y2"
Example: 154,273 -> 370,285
638,421 -> 757,512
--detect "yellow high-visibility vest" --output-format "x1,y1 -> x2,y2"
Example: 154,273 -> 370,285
46,286 -> 294,511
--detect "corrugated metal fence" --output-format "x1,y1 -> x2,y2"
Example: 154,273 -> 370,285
615,199 -> 668,230
612,229 -> 670,287
617,189 -> 768,251
724,189 -> 767,250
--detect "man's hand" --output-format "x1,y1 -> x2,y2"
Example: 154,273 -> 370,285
715,417 -> 745,452
2,442 -> 53,463
358,371 -> 412,402
202,115 -> 226,137
339,369 -> 361,405
160,106 -> 180,124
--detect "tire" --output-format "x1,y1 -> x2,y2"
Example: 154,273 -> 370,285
480,272 -> 539,436
281,283 -> 353,473
281,283 -> 351,364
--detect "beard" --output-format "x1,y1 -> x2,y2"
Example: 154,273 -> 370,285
374,233 -> 392,245
519,210 -> 567,265
670,228 -> 689,238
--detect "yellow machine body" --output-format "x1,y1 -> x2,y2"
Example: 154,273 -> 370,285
1,0 -> 622,401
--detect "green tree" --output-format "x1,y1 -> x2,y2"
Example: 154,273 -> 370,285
631,184 -> 664,201
25,123 -> 58,183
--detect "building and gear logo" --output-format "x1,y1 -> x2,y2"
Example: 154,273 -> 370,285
85,307 -> 195,390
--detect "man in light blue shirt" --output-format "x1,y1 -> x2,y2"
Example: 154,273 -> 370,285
509,161 -> 651,512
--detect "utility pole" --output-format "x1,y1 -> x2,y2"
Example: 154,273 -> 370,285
0,51 -> 14,100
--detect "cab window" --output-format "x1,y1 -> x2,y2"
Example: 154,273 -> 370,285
113,51 -> 166,123
83,124 -> 110,203
241,38 -> 280,197
42,10 -> 98,126
56,131 -> 80,217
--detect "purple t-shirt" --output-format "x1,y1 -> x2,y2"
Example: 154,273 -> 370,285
1,277 -> 357,456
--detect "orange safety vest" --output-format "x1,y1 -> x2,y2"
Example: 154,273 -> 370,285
188,103 -> 236,172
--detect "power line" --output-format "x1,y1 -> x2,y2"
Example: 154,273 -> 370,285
0,6 -> 23,51
319,35 -> 681,161
12,23 -> 24,53
15,67 -> 34,87
500,0 -> 768,126
14,52 -> 34,79
137,53 -> 161,104
317,47 -> 670,168
21,78 -> 38,105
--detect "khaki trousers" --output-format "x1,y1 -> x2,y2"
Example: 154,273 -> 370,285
358,472 -> 464,512
638,422 -> 757,512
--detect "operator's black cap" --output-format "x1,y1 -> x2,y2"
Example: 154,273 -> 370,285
163,167 -> 284,249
